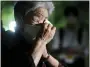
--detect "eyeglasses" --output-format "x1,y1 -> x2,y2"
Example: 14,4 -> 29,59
33,11 -> 48,19
31,11 -> 48,23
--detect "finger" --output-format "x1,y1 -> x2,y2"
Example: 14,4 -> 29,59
51,27 -> 56,35
43,19 -> 46,23
51,26 -> 56,31
44,23 -> 48,30
41,23 -> 48,37
47,24 -> 52,31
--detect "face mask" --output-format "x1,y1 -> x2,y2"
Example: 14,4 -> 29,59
23,19 -> 53,43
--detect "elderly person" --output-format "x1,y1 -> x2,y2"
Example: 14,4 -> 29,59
2,1 -> 65,67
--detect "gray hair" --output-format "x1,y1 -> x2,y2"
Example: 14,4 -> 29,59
14,1 -> 54,30
25,2 -> 54,16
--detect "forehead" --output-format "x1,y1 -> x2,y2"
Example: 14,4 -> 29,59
34,7 -> 48,18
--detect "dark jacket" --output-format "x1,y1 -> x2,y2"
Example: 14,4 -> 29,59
2,29 -> 36,67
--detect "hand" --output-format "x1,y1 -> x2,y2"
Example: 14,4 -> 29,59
37,23 -> 56,45
42,47 -> 49,58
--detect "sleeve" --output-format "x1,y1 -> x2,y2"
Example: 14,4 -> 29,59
58,62 -> 68,67
58,63 -> 64,67
43,59 -> 68,67
2,44 -> 36,67
28,55 -> 36,67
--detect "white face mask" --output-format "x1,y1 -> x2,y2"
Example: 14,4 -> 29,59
23,19 -> 53,43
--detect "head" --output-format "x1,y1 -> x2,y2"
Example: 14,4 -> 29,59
14,1 -> 54,29
64,6 -> 78,25
14,1 -> 54,43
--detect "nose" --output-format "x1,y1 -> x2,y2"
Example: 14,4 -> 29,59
39,20 -> 43,23
39,18 -> 46,24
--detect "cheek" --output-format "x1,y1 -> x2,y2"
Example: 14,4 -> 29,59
33,16 -> 40,22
